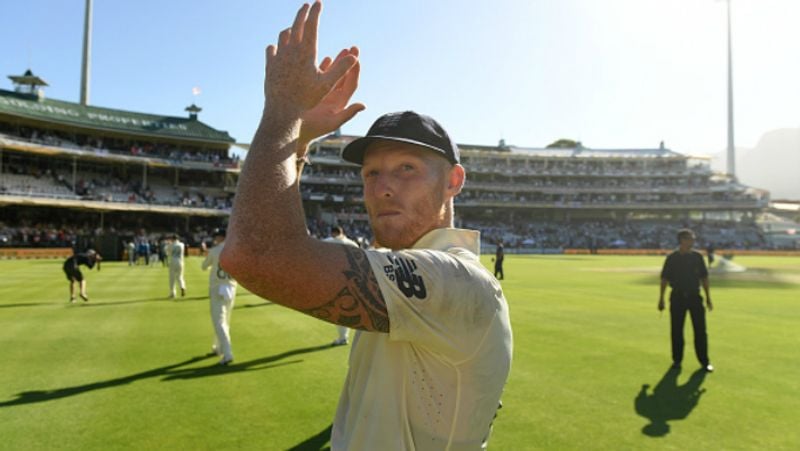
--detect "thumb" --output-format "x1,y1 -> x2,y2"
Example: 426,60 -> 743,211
336,102 -> 366,124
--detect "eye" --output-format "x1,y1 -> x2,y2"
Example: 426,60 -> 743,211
363,169 -> 379,178
401,164 -> 415,172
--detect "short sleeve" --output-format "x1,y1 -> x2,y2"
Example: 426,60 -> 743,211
660,255 -> 672,281
364,247 -> 504,363
697,253 -> 709,278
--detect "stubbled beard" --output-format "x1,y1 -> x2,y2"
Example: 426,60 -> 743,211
368,204 -> 447,250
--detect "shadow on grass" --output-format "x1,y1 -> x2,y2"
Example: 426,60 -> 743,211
287,423 -> 332,451
162,344 -> 333,380
0,355 -> 211,408
0,302 -> 53,309
78,295 -> 208,307
235,301 -> 274,309
0,344 -> 333,408
634,367 -> 707,437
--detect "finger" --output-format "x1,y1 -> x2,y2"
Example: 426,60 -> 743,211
319,56 -> 332,72
340,59 -> 361,98
320,54 -> 357,90
336,102 -> 366,124
349,46 -> 359,58
265,45 -> 277,77
330,48 -> 349,66
291,3 -> 311,44
278,28 -> 292,51
327,50 -> 352,91
303,1 -> 322,47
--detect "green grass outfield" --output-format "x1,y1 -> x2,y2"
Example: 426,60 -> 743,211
1,254 -> 798,450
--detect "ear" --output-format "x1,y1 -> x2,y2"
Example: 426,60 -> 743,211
446,164 -> 466,196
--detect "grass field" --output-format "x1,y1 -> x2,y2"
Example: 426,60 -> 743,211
1,254 -> 798,450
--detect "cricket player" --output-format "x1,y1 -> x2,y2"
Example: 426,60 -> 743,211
63,249 -> 102,302
167,234 -> 186,299
202,228 -> 237,365
221,3 -> 513,448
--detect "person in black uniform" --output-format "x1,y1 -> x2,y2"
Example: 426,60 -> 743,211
658,229 -> 714,372
63,249 -> 102,303
494,243 -> 505,280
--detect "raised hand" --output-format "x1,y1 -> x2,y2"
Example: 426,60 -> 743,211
264,1 -> 359,121
300,46 -> 366,146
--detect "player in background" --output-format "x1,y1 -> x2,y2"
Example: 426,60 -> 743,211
323,225 -> 360,346
659,229 -> 714,372
167,234 -> 186,299
202,228 -> 237,365
63,249 -> 102,303
494,242 -> 505,280
126,241 -> 136,266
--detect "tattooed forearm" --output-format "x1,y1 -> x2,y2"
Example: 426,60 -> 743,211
304,247 -> 390,332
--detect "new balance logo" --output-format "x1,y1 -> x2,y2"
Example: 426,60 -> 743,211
383,255 -> 427,299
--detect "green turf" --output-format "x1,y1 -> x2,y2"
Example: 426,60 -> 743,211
0,254 -> 798,450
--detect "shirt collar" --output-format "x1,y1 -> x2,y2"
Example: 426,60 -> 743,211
411,228 -> 481,256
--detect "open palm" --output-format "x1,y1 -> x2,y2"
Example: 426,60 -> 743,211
300,47 -> 365,146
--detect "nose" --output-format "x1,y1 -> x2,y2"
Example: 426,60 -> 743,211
371,173 -> 394,198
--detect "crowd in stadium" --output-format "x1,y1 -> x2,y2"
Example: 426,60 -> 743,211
467,219 -> 767,250
0,161 -> 234,209
0,126 -> 239,167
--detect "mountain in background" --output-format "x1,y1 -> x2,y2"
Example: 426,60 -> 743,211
709,126 -> 800,200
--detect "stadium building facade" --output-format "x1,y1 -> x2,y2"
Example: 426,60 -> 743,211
304,134 -> 773,252
0,70 -> 236,258
2,69 -> 791,257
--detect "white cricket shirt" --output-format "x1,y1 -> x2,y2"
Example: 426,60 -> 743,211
331,228 -> 513,451
201,243 -> 237,297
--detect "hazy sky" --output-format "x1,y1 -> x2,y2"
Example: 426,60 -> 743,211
2,0 -> 798,157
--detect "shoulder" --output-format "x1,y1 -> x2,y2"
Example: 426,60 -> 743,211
368,246 -> 492,299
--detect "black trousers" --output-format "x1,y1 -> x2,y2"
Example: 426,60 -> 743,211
494,260 -> 504,280
670,292 -> 709,366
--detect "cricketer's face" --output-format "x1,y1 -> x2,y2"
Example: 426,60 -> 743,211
679,235 -> 695,251
361,142 -> 456,250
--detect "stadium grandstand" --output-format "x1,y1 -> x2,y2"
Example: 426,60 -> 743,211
0,69 -> 236,258
303,133 -> 798,253
2,68 -> 797,258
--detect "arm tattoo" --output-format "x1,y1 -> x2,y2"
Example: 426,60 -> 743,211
303,247 -> 390,333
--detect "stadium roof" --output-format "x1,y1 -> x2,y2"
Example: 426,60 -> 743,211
313,134 -> 699,160
0,89 -> 234,145
505,146 -> 685,159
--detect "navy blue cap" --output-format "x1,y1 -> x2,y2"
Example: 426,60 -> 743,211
341,111 -> 460,165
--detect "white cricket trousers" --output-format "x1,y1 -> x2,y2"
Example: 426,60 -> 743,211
169,263 -> 185,297
336,325 -> 349,342
210,292 -> 235,361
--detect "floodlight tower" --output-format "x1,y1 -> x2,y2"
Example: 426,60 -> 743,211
80,0 -> 93,105
724,0 -> 736,179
